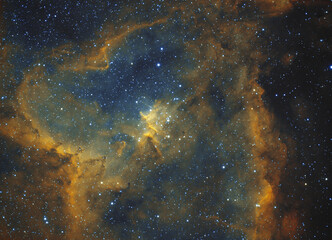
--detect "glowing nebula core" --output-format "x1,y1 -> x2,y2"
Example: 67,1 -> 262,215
0,1 -> 330,239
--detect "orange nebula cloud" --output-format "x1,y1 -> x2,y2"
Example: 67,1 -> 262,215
0,1 -> 315,239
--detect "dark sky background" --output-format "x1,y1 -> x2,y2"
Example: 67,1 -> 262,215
0,0 -> 331,239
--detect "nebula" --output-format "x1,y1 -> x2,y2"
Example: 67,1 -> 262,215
0,1 -> 330,239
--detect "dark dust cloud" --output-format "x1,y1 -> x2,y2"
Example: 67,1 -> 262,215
0,0 -> 331,239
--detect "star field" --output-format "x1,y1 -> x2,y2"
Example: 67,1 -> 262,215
0,1 -> 331,239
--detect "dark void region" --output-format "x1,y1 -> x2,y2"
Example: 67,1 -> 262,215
3,0 -> 125,48
259,5 -> 331,239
